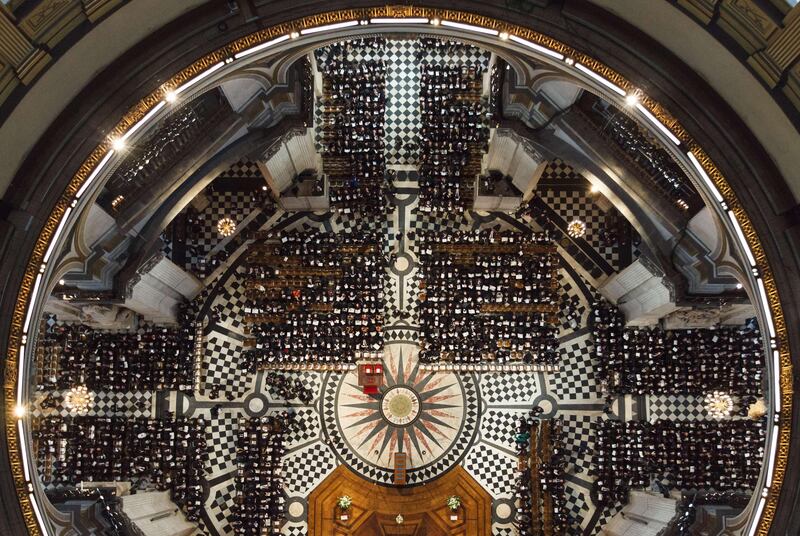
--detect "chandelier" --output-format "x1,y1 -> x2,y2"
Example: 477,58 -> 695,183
705,391 -> 734,420
64,385 -> 93,415
566,219 -> 586,238
217,217 -> 236,237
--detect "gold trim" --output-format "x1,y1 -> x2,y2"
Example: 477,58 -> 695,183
4,6 -> 791,536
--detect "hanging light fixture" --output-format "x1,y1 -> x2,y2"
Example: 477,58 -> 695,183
705,390 -> 734,420
64,385 -> 93,415
567,219 -> 587,238
217,217 -> 236,237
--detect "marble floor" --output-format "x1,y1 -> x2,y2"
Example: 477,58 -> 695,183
162,162 -> 671,536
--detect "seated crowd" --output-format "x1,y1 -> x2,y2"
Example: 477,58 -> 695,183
489,59 -> 504,120
514,411 -> 570,535
592,419 -> 765,507
417,230 -> 559,364
592,301 -> 764,396
477,170 -> 521,197
315,38 -> 387,215
264,372 -> 313,404
418,62 -> 489,211
243,230 -> 385,368
581,95 -> 700,212
34,415 -> 205,520
36,306 -> 196,393
233,413 -> 297,535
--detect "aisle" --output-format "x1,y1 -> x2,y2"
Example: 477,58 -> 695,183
384,40 -> 421,165
384,167 -> 421,329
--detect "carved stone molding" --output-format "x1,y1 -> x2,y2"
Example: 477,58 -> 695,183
124,252 -> 164,299
750,9 -> 800,86
124,274 -> 140,300
0,8 -> 50,83
79,304 -> 135,330
719,0 -> 778,55
262,126 -> 308,161
677,0 -> 721,24
81,0 -> 123,23
663,307 -> 721,329
491,127 -> 544,162
137,252 -> 165,276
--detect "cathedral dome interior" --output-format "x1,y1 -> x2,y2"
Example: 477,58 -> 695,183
0,2 -> 799,536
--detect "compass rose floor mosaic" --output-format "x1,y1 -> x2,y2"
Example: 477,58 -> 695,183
324,347 -> 479,484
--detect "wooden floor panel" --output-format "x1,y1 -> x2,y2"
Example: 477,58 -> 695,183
308,465 -> 491,536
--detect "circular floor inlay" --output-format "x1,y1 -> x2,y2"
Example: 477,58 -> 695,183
495,502 -> 511,519
395,256 -> 410,272
381,386 -> 420,425
322,346 -> 481,485
532,393 -> 558,419
287,501 -> 304,517
247,397 -> 264,414
538,398 -> 553,414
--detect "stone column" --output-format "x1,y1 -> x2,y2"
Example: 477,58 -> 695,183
0,6 -> 49,84
82,0 -> 124,23
749,5 -> 800,86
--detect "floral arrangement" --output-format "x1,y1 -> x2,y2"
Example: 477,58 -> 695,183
337,495 -> 352,511
446,495 -> 461,511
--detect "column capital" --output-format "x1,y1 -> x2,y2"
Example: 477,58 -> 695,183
0,6 -> 49,84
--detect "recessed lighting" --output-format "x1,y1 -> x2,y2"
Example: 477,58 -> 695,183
431,18 -> 440,26
58,279 -> 66,286
300,20 -> 359,35
625,92 -> 640,106
499,31 -> 509,40
564,57 -> 575,66
589,184 -> 599,193
165,91 -> 177,103
736,283 -> 743,289
441,20 -> 499,36
111,138 -> 126,151
290,31 -> 299,39
635,102 -> 682,146
14,405 -> 26,418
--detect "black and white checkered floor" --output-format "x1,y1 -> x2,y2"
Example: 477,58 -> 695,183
35,152 -> 672,536
146,158 -> 683,536
314,38 -> 490,166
